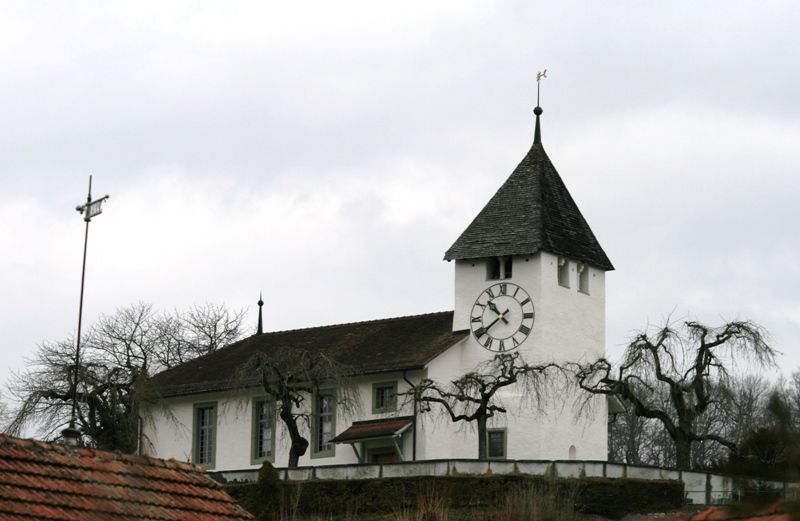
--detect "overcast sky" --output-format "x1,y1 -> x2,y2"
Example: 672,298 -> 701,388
1,1 -> 799,398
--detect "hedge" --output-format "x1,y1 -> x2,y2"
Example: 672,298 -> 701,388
226,466 -> 684,520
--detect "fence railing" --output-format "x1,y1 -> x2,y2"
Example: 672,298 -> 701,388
213,459 -> 800,506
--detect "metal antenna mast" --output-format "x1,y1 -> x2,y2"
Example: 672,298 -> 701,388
62,175 -> 109,446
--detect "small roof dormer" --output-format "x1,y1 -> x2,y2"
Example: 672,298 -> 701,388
444,105 -> 613,271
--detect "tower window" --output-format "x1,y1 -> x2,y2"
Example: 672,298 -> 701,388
578,263 -> 590,294
557,257 -> 570,288
487,256 -> 512,280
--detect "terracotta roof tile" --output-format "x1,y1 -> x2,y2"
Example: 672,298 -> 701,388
0,434 -> 254,521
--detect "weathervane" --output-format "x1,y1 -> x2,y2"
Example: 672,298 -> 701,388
536,68 -> 548,106
63,175 -> 110,446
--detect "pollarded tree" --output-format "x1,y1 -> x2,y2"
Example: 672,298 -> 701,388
404,352 -> 560,459
235,346 -> 360,468
573,320 -> 776,470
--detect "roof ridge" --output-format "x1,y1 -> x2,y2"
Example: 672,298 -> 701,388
260,310 -> 454,335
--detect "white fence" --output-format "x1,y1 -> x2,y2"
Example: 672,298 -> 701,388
214,459 -> 800,506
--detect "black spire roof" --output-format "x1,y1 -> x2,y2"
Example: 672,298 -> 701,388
443,107 -> 614,271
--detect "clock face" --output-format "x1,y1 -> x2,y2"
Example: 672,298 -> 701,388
470,282 -> 535,352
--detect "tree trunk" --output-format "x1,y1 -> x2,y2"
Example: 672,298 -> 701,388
477,416 -> 487,459
279,401 -> 309,469
675,434 -> 692,470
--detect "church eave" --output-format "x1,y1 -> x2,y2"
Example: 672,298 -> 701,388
444,245 -> 614,271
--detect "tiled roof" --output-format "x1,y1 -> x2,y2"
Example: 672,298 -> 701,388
0,434 -> 254,521
444,115 -> 614,271
152,311 -> 466,398
331,416 -> 414,443
639,503 -> 794,521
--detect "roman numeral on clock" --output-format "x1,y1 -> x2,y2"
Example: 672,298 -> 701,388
523,312 -> 534,319
499,284 -> 507,295
474,327 -> 487,338
471,316 -> 482,323
485,287 -> 495,298
520,297 -> 531,306
518,324 -> 531,336
483,337 -> 493,349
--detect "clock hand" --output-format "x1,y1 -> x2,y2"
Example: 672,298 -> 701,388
485,309 -> 511,331
484,316 -> 501,331
499,309 -> 510,324
487,301 -> 510,324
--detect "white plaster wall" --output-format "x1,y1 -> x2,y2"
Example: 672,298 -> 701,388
143,372 -> 424,471
439,251 -> 609,461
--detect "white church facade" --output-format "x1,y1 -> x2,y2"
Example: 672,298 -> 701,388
143,103 -> 614,472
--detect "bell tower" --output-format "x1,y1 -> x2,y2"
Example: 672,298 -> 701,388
444,102 -> 613,367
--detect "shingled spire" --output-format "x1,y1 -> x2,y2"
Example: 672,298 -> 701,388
444,105 -> 613,271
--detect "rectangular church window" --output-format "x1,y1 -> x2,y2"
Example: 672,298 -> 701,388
193,403 -> 216,468
487,428 -> 507,459
251,399 -> 275,463
372,381 -> 397,413
312,391 -> 336,458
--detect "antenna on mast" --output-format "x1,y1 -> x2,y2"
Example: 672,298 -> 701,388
62,175 -> 110,447
533,69 -> 548,145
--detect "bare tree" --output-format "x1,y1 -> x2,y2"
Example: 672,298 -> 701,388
6,302 -> 245,451
153,303 -> 246,369
0,390 -> 11,432
609,402 -> 652,465
404,352 -> 560,459
573,319 -> 776,470
235,346 -> 360,468
786,371 -> 800,432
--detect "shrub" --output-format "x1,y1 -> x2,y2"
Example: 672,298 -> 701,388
228,474 -> 684,520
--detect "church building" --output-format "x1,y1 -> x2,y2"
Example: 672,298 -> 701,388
144,102 -> 614,473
